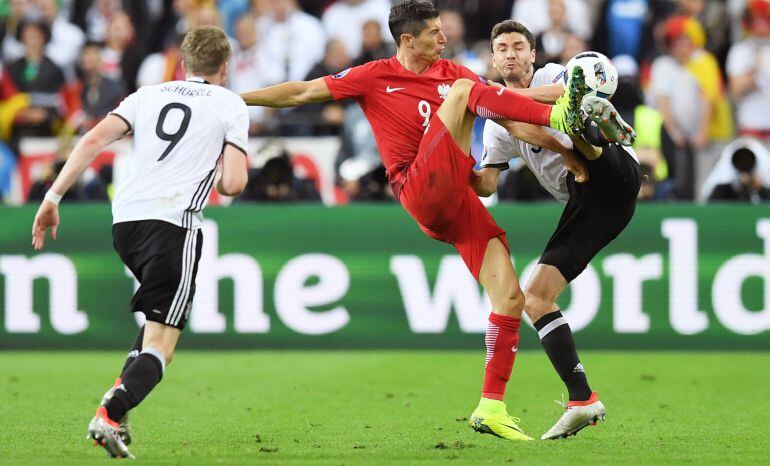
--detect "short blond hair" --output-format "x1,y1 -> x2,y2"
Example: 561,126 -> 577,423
181,26 -> 231,76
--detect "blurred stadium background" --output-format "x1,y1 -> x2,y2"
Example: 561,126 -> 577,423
1,0 -> 769,464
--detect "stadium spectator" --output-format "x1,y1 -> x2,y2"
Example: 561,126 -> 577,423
72,42 -> 125,133
726,0 -> 770,143
558,32 -> 587,65
70,0 -> 121,43
3,0 -> 86,76
322,0 -> 392,60
647,15 -> 730,200
229,12 -> 282,134
352,19 -> 394,65
217,0 -> 250,36
100,10 -> 143,90
438,9 -> 486,74
27,158 -> 82,202
703,138 -> 770,202
535,0 -> 571,68
511,0 -> 591,42
238,145 -> 321,202
675,0 -> 730,66
83,163 -> 113,201
335,104 -> 381,198
340,161 -> 393,202
136,33 -> 186,87
438,9 -> 467,60
283,38 -> 350,136
5,20 -> 69,138
256,0 -> 326,82
591,0 -> 675,65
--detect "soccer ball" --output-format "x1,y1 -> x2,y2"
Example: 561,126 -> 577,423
564,52 -> 618,99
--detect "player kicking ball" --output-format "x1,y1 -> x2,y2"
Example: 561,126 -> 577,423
241,0 -> 590,441
473,20 -> 641,439
31,27 -> 250,458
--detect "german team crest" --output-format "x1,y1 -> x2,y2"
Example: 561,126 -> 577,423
437,83 -> 451,99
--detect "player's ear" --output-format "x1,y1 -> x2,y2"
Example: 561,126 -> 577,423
400,33 -> 412,48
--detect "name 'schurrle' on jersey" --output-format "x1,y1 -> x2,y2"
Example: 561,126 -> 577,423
323,56 -> 484,187
110,78 -> 249,229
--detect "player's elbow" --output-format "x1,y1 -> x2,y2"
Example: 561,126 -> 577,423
218,171 -> 248,197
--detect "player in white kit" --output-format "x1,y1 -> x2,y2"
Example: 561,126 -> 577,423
473,21 -> 641,440
31,27 -> 249,458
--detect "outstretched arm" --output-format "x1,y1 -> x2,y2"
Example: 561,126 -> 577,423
240,77 -> 334,108
500,120 -> 589,183
31,114 -> 129,250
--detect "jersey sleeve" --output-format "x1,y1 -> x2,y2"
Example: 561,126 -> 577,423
458,64 -> 487,84
539,63 -> 567,86
481,120 -> 518,170
109,89 -> 140,132
224,96 -> 250,156
322,62 -> 375,101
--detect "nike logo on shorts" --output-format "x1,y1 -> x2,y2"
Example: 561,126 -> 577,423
386,86 -> 405,93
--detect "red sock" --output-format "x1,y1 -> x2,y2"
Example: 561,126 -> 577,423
482,312 -> 521,400
467,83 -> 551,126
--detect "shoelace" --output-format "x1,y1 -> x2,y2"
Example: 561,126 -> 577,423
554,393 -> 569,411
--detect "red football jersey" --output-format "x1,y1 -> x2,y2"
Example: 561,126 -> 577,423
323,56 -> 483,186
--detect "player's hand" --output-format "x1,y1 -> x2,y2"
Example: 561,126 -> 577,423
31,201 -> 60,250
561,150 -> 589,183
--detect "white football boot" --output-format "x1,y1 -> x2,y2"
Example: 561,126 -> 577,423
87,406 -> 134,458
541,392 -> 606,440
101,378 -> 133,445
581,95 -> 637,146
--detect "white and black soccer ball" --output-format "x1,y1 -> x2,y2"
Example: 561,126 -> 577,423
564,51 -> 618,99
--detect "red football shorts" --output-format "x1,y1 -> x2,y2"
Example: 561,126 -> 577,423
398,116 -> 509,281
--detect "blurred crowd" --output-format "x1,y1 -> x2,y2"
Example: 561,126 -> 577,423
1,0 -> 770,205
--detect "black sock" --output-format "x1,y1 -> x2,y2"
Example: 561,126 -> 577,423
106,352 -> 163,422
533,311 -> 592,401
121,325 -> 145,376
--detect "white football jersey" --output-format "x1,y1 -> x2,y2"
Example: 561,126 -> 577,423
481,64 -> 573,203
482,64 -> 640,203
110,77 -> 249,229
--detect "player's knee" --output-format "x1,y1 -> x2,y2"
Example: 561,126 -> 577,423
523,290 -> 553,321
448,78 -> 474,101
498,286 -> 525,315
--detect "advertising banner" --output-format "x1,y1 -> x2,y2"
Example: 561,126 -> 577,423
1,204 -> 768,349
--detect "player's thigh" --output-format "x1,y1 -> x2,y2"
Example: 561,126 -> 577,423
586,145 -> 642,201
401,118 -> 475,229
435,78 -> 476,153
126,222 -> 202,330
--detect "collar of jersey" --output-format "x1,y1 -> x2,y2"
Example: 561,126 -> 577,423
186,76 -> 212,84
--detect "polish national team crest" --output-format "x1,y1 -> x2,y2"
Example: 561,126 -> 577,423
332,68 -> 351,79
437,83 -> 451,99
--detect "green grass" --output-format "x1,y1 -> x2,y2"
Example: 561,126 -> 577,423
1,351 -> 767,465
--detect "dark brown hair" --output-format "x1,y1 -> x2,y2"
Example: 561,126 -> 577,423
388,0 -> 439,45
490,20 -> 536,51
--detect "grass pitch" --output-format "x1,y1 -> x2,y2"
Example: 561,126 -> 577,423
0,350 -> 767,465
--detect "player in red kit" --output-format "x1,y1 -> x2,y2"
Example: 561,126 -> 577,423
241,0 -> 589,441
